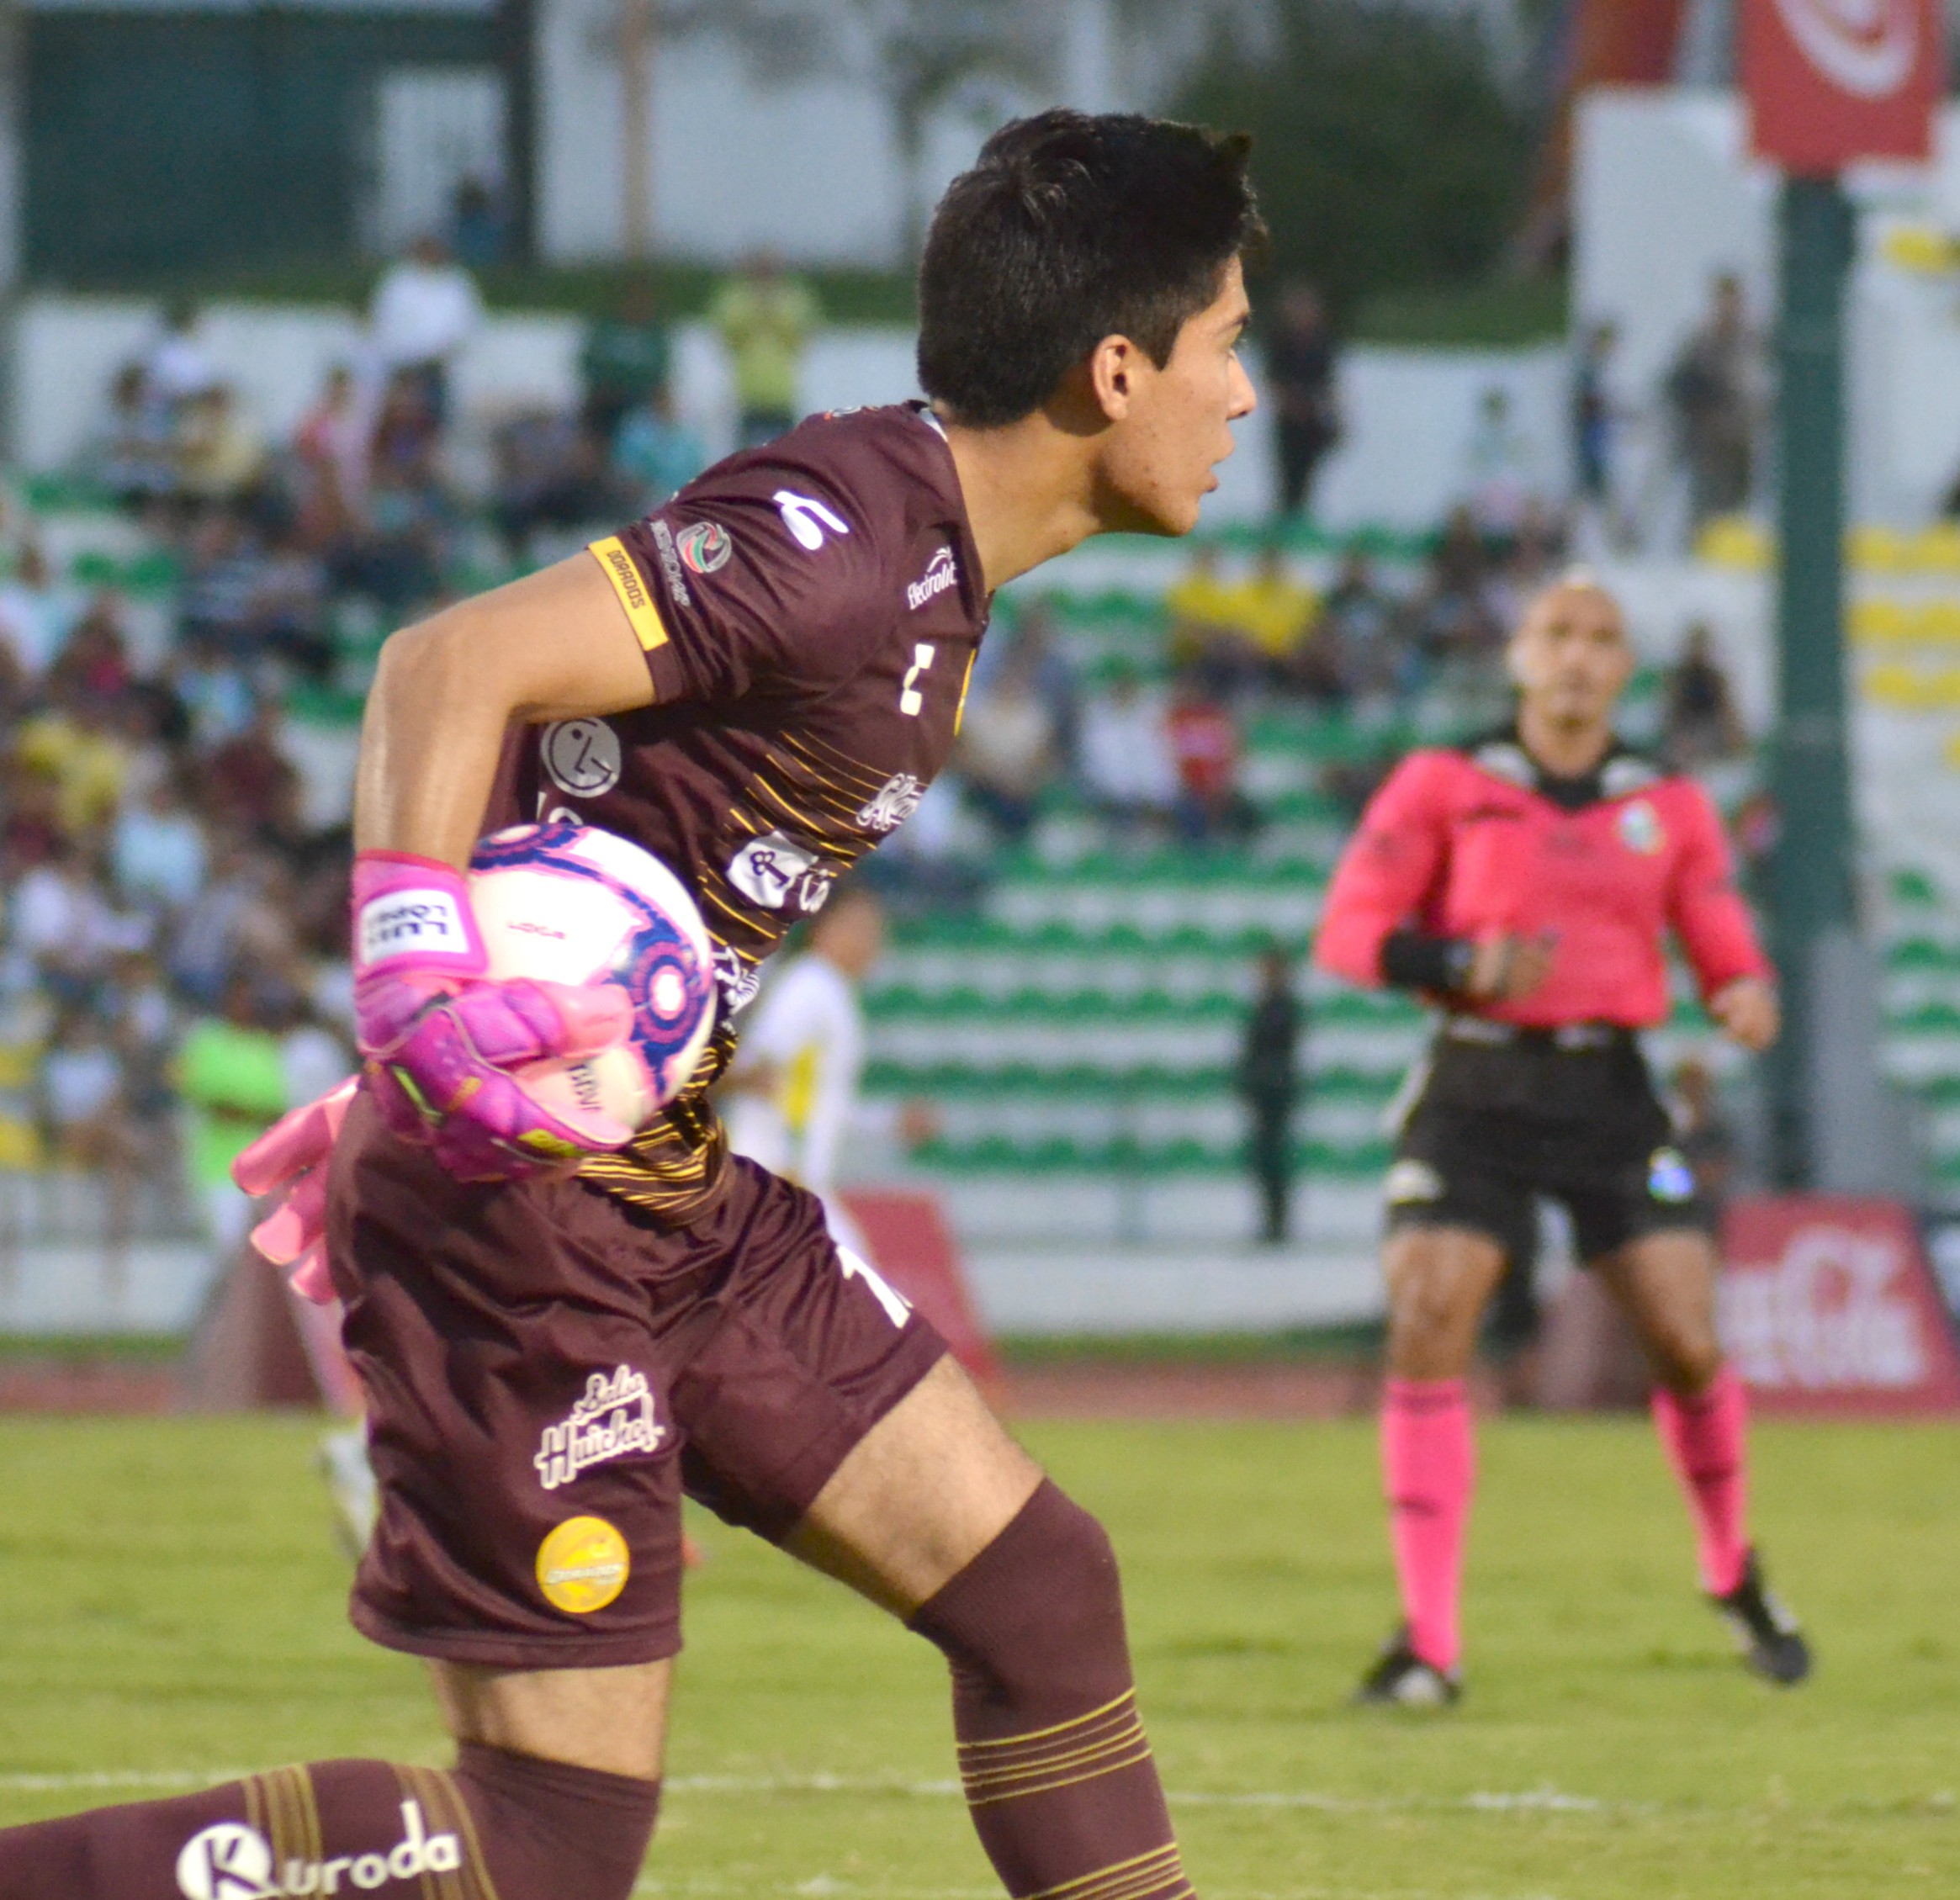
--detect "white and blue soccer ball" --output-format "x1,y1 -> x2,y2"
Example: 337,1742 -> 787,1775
469,821 -> 717,1133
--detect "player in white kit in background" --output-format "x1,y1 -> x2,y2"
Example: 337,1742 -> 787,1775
723,884 -> 934,1262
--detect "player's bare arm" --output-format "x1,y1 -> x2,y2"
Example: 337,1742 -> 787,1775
356,556 -> 653,865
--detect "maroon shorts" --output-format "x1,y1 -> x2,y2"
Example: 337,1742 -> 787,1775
325,1093 -> 946,1670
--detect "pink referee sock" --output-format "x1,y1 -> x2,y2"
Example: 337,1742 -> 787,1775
1381,1377 -> 1474,1675
1651,1364 -> 1750,1596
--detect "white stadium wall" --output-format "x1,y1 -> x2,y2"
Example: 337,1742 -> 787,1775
1574,87 -> 1960,529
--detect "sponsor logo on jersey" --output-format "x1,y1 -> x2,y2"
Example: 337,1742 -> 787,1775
536,1364 -> 667,1491
675,520 -> 732,575
357,891 -> 468,967
727,830 -> 835,913
541,717 -> 623,797
1384,1158 -> 1445,1205
176,1802 -> 461,1899
713,942 -> 764,1011
773,489 -> 851,552
1648,1146 -> 1697,1203
1618,798 -> 1665,855
537,1514 -> 631,1614
906,546 -> 958,611
587,535 -> 670,648
647,517 -> 693,610
856,771 -> 925,834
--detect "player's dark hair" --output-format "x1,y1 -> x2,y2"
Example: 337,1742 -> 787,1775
917,109 -> 1264,428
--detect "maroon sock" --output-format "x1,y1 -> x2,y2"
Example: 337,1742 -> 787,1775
909,1480 -> 1195,1900
0,1749 -> 657,1900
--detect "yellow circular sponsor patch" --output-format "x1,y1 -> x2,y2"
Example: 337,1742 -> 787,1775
536,1515 -> 630,1614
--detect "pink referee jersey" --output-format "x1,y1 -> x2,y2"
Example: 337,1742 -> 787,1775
1314,735 -> 1770,1029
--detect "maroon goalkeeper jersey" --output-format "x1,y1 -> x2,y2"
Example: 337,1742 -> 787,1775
485,403 -> 988,1216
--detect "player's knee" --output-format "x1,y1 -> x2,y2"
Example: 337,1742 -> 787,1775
454,1744 -> 660,1900
1388,1273 -> 1484,1370
1650,1328 -> 1724,1395
908,1479 -> 1131,1715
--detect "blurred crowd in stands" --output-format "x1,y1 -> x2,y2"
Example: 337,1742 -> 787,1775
0,238 -> 1757,1270
930,504 -> 1751,897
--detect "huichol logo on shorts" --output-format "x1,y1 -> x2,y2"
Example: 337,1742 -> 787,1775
176,1802 -> 459,1899
536,1364 -> 667,1490
676,520 -> 732,574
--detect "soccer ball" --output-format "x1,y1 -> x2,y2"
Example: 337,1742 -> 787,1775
469,822 -> 717,1134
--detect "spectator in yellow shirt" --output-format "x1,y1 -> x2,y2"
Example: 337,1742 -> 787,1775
1166,542 -> 1340,701
15,684 -> 130,838
709,251 -> 820,447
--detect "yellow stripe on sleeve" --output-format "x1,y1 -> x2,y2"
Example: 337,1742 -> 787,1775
587,535 -> 670,652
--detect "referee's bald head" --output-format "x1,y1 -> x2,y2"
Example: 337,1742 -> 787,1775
1516,569 -> 1626,642
1507,569 -> 1633,718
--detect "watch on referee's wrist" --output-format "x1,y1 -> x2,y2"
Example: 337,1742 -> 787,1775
1380,930 -> 1478,997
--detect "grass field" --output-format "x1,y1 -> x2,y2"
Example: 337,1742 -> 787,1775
2,1411 -> 1957,1898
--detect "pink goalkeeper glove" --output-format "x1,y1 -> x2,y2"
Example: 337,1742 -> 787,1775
234,1077 -> 357,1304
352,850 -> 636,1181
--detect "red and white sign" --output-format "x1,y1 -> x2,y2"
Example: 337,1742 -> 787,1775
1742,0 -> 1942,169
1719,1197 -> 1960,1415
840,1188 -> 1000,1387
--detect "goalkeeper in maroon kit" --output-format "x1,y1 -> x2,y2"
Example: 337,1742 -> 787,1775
2,115 -> 1258,1900
1316,577 -> 1810,1706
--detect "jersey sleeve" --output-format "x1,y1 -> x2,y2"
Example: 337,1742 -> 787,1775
589,449 -> 889,707
1667,782 -> 1771,998
1313,753 -> 1454,987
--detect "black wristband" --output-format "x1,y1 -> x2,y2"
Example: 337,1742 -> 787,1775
1380,929 -> 1475,995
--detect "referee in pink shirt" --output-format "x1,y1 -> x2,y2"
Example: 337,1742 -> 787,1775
1316,575 -> 1810,1703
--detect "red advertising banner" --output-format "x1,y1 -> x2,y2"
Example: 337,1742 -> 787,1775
840,1188 -> 1001,1387
1719,1196 -> 1960,1415
1742,0 -> 1942,169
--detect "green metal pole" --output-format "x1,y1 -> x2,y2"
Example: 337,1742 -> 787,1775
1767,173 -> 1857,1188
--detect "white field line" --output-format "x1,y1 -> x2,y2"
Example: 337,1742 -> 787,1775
0,1767 -> 1618,1814
8,1767 -> 1951,1828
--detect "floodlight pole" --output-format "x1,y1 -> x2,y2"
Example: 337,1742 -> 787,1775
1767,172 -> 1857,1187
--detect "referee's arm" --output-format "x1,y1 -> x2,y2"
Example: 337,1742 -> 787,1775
1668,786 -> 1779,1051
1314,754 -> 1453,989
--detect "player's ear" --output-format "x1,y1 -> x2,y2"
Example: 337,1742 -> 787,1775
1086,334 -> 1139,422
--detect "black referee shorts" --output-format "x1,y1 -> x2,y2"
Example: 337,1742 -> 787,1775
1382,1020 -> 1711,1268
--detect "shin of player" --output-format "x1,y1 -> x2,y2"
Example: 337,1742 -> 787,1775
1317,578 -> 1807,1700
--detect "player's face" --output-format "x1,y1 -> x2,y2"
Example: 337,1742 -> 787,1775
1508,585 -> 1633,727
1095,258 -> 1257,537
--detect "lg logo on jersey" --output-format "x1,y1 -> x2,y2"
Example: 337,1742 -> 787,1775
541,718 -> 623,797
774,490 -> 850,552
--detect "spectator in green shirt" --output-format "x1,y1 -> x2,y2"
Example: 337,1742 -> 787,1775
175,974 -> 289,1261
579,278 -> 671,449
708,251 -> 819,447
615,384 -> 707,507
